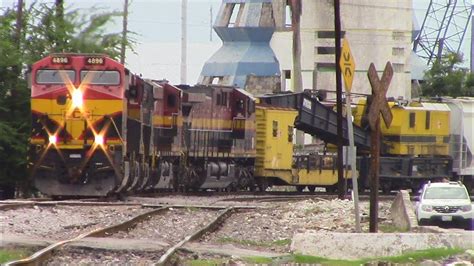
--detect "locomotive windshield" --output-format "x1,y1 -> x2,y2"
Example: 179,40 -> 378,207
36,69 -> 75,84
80,70 -> 120,85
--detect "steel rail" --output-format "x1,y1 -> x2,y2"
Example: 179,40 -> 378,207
5,207 -> 168,266
5,204 -> 248,266
157,207 -> 236,265
0,202 -> 35,210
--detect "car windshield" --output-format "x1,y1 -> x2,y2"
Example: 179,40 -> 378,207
80,70 -> 120,85
423,187 -> 469,200
36,69 -> 75,84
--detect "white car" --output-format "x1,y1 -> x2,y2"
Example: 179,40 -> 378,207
416,182 -> 473,228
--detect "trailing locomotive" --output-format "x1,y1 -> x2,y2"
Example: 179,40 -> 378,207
29,54 -> 472,196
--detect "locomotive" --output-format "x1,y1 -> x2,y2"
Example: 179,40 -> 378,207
28,54 -> 472,196
29,54 -> 156,196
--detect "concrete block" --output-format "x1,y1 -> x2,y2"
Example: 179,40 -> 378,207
390,190 -> 418,231
291,232 -> 474,260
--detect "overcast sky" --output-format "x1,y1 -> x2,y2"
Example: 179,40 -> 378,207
0,0 -> 470,84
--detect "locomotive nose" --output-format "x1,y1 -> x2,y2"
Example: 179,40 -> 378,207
68,166 -> 83,180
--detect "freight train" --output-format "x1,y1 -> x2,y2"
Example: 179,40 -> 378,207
28,54 -> 473,196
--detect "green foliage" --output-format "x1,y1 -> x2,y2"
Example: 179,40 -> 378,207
184,248 -> 466,266
0,1 -> 134,195
422,52 -> 474,97
217,237 -> 291,248
0,248 -> 29,264
184,259 -> 228,266
242,256 -> 273,264
374,247 -> 465,264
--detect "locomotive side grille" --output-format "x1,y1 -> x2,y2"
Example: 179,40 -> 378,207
433,206 -> 460,213
255,108 -> 267,169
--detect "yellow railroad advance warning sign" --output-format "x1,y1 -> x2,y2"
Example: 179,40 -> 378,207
339,38 -> 356,92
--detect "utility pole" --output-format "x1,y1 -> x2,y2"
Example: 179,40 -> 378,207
120,0 -> 129,65
339,38 -> 360,232
210,5 -> 213,42
290,0 -> 304,146
181,0 -> 188,84
13,0 -> 23,80
55,0 -> 64,48
334,0 -> 346,199
15,0 -> 23,49
471,5 -> 474,72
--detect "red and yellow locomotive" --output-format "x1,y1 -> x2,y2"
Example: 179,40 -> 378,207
177,85 -> 256,191
28,54 -> 259,196
29,54 -> 161,196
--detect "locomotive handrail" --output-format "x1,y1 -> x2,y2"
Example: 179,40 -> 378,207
108,116 -> 125,144
259,91 -> 371,150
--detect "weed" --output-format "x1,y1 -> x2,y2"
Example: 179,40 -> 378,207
0,248 -> 29,264
243,256 -> 273,264
378,223 -> 408,233
217,237 -> 290,248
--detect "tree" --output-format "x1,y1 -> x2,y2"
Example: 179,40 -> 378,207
421,52 -> 474,97
0,1 -> 135,197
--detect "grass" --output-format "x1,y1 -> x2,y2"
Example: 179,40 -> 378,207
184,247 -> 467,266
217,237 -> 291,248
374,247 -> 465,264
243,256 -> 273,264
290,248 -> 466,265
0,248 -> 29,264
184,258 -> 228,266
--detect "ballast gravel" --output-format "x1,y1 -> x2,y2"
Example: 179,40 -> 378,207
112,207 -> 220,245
201,198 -> 392,253
45,247 -> 162,265
0,205 -> 148,240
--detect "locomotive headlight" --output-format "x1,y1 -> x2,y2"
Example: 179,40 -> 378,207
95,135 -> 104,145
48,135 -> 57,144
72,89 -> 83,108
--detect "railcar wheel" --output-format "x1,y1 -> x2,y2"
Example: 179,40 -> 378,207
257,178 -> 269,192
326,185 -> 337,193
127,160 -> 141,191
381,182 -> 391,195
296,186 -> 305,192
307,186 -> 316,192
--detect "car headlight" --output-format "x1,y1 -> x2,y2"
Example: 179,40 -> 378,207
421,205 -> 433,212
461,205 -> 472,212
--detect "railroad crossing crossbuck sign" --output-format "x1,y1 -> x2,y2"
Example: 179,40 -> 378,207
339,38 -> 355,92
367,62 -> 393,130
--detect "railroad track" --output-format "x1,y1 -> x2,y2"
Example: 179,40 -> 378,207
5,204 -> 254,265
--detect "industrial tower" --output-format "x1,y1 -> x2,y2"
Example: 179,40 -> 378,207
413,0 -> 472,65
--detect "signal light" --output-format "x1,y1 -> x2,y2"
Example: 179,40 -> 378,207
72,89 -> 83,108
95,135 -> 104,145
49,135 -> 57,144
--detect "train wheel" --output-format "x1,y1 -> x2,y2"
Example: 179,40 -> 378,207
228,183 -> 237,192
128,160 -> 141,191
257,178 -> 268,192
381,182 -> 392,195
139,163 -> 150,191
326,185 -> 337,193
307,186 -> 316,192
296,186 -> 305,192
